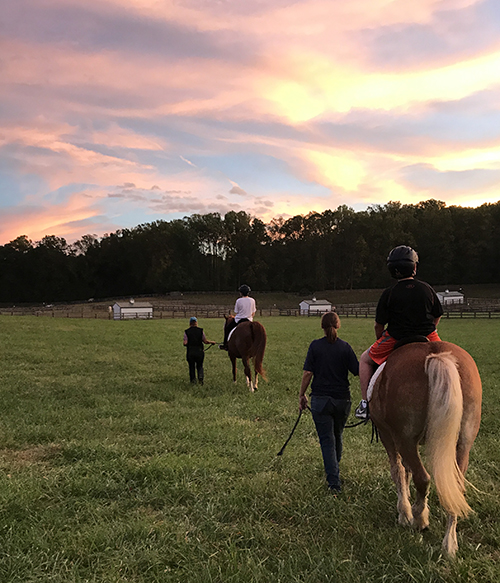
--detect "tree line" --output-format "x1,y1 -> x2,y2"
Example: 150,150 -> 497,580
2,199 -> 500,303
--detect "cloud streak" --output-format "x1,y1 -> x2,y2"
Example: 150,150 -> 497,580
1,0 -> 500,244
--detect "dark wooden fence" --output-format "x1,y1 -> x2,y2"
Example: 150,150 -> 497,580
2,302 -> 500,319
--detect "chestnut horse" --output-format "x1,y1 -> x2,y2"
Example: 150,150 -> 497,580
369,341 -> 482,556
223,316 -> 267,392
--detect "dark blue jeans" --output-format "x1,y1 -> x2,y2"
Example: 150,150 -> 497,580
310,396 -> 351,489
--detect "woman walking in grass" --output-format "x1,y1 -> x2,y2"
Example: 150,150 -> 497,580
299,312 -> 359,492
183,317 -> 216,385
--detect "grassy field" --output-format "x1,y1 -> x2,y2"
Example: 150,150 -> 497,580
0,315 -> 499,582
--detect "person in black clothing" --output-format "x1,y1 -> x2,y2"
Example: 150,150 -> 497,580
183,317 -> 216,384
299,311 -> 359,492
355,245 -> 444,419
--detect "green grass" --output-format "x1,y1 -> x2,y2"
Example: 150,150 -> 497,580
0,316 -> 499,582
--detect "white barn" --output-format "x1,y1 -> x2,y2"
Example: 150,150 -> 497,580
437,290 -> 464,306
113,299 -> 153,320
299,298 -> 333,315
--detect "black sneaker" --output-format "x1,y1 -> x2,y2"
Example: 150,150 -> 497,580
355,399 -> 369,420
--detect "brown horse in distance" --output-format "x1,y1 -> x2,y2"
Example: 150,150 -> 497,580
224,316 -> 267,392
369,341 -> 482,556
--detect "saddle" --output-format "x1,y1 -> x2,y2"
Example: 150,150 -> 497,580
393,335 -> 429,351
368,336 -> 430,403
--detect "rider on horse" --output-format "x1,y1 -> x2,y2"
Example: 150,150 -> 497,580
220,284 -> 256,350
355,245 -> 444,419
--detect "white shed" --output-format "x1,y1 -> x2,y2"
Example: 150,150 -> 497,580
113,299 -> 153,320
437,290 -> 464,306
299,298 -> 333,315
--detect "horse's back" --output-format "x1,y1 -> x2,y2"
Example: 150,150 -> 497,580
371,341 -> 481,436
228,320 -> 267,357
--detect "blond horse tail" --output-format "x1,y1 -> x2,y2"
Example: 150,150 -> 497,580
425,352 -> 470,517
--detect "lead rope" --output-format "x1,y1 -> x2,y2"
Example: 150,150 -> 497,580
276,406 -> 311,456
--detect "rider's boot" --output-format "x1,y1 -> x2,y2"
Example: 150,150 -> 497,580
355,399 -> 369,420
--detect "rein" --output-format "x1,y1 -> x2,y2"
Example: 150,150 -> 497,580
278,404 -> 379,456
344,417 -> 379,443
344,418 -> 369,428
276,406 -> 310,456
204,339 -> 224,351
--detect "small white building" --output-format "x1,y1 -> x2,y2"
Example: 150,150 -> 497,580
299,298 -> 333,315
437,290 -> 464,306
113,299 -> 153,320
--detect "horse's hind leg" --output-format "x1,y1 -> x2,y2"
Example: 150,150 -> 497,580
231,356 -> 237,383
242,358 -> 254,392
442,515 -> 458,556
379,429 -> 412,526
442,431 -> 475,555
252,358 -> 259,390
399,442 -> 431,530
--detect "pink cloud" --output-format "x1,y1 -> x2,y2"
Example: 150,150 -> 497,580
0,192 -> 112,244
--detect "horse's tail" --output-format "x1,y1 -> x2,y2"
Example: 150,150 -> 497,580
251,322 -> 267,380
425,351 -> 470,517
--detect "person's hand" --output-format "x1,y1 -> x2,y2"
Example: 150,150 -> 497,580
211,341 -> 216,345
299,394 -> 308,411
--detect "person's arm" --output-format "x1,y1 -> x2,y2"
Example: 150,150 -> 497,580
202,332 -> 216,345
433,316 -> 441,328
183,332 -> 188,346
374,322 -> 385,339
299,370 -> 313,411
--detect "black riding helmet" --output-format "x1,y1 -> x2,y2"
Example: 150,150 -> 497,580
238,284 -> 251,296
387,245 -> 418,279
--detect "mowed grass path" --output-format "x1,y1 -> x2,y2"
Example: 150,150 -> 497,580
0,316 -> 499,582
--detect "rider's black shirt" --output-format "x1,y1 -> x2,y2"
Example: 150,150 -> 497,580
376,279 -> 444,340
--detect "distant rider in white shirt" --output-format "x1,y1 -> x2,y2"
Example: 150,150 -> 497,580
220,284 -> 256,350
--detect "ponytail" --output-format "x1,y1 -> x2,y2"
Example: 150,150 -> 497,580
321,311 -> 340,344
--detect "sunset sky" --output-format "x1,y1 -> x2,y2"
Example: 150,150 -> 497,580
2,0 -> 500,244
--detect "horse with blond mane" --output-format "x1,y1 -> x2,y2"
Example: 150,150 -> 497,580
369,340 -> 482,556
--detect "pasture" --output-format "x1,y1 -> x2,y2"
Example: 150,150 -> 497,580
0,315 -> 499,582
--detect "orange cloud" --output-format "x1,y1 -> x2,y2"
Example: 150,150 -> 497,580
0,192 -> 105,244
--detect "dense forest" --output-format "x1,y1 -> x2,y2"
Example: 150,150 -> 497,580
2,199 -> 500,303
